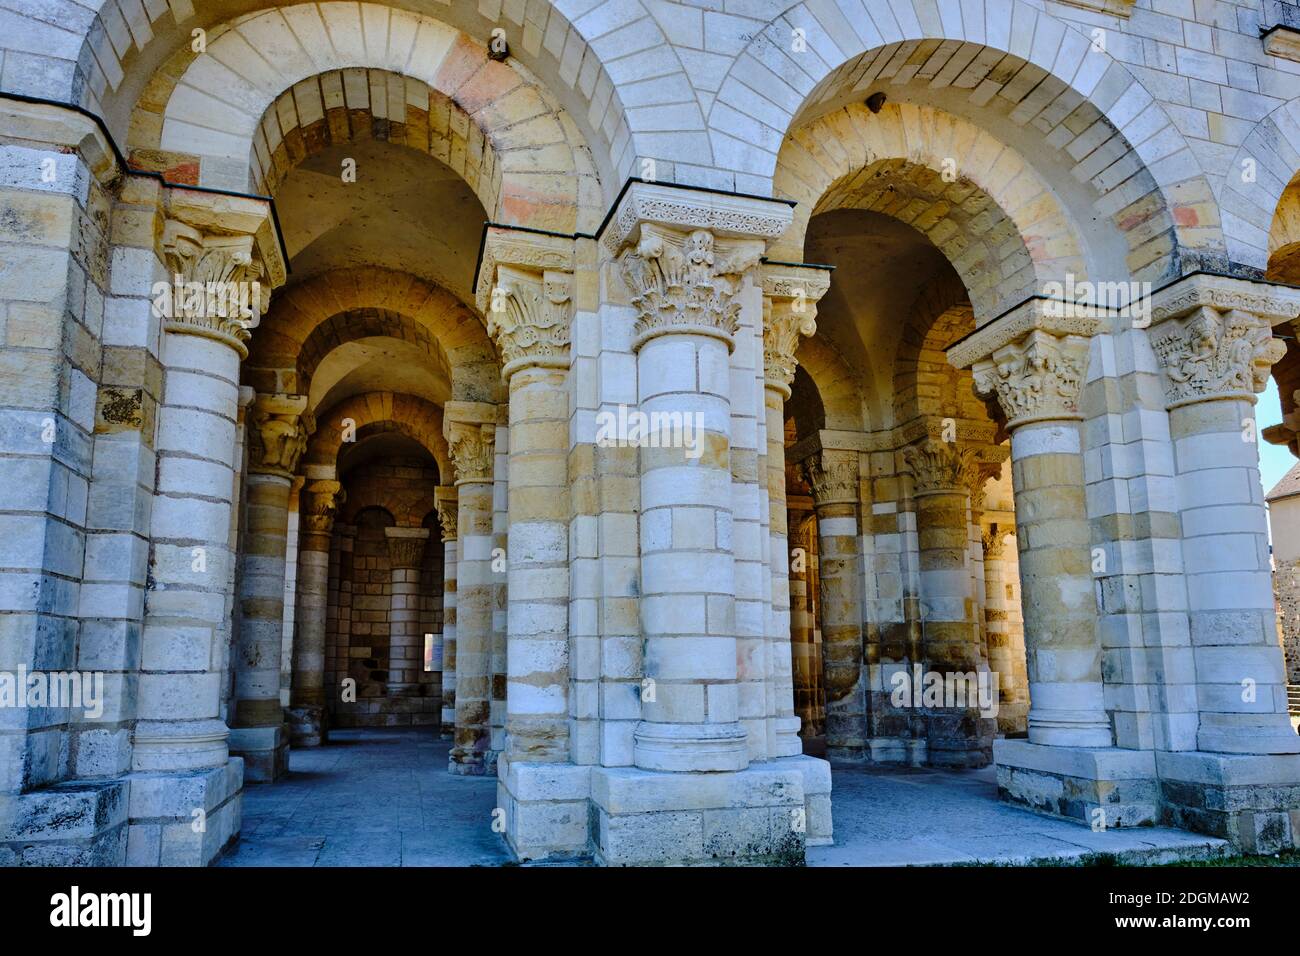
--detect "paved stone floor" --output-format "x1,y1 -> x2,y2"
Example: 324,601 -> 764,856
219,728 -> 1227,867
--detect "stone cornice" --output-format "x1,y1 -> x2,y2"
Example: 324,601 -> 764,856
761,262 -> 832,396
598,180 -> 795,259
248,393 -> 310,478
947,298 -> 1104,371
164,188 -> 286,289
1148,274 -> 1300,329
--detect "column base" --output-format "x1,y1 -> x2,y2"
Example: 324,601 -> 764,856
286,706 -> 329,748
863,737 -> 926,766
996,703 -> 1029,735
448,748 -> 489,776
994,739 -> 1159,827
125,758 -> 244,866
0,779 -> 129,866
926,711 -> 996,768
590,764 -> 807,866
773,754 -> 834,846
1157,750 -> 1300,853
229,724 -> 289,783
496,756 -> 593,863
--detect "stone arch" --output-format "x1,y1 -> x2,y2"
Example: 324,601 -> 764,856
306,391 -> 450,479
794,334 -> 865,433
121,3 -> 602,231
892,273 -> 987,427
774,103 -> 1085,320
245,268 -> 500,404
1224,97 -> 1300,274
294,307 -> 451,399
718,4 -> 1209,274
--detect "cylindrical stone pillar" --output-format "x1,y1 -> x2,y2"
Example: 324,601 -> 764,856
231,393 -> 308,782
385,527 -> 431,696
435,492 -> 457,739
1149,304 -> 1300,754
982,525 -> 1028,734
972,330 -> 1113,748
788,513 -> 819,737
803,449 -> 868,759
903,438 -> 995,767
446,423 -> 495,774
288,478 -> 342,746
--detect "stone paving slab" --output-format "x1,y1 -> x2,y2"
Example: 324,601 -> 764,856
220,729 -> 1228,867
807,763 -> 1229,868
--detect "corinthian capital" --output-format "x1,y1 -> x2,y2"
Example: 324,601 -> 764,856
619,223 -> 763,352
446,421 -> 495,485
903,438 -> 980,496
972,329 -> 1091,429
248,393 -> 310,478
434,486 -> 458,542
384,526 -> 431,570
160,219 -> 273,357
800,448 -> 859,507
762,263 -> 831,396
302,479 -> 345,536
487,265 -> 573,377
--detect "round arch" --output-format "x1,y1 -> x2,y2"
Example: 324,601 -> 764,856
306,391 -> 450,479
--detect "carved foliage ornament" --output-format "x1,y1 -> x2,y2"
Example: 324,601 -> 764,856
903,438 -> 980,496
447,423 -> 495,485
162,220 -> 269,354
801,449 -> 859,506
763,294 -> 820,395
385,528 -> 430,570
972,329 -> 1090,428
1150,306 -> 1285,408
619,224 -> 762,351
487,265 -> 573,377
435,498 -> 458,540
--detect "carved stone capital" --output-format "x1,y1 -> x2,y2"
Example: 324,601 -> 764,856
982,526 -> 1012,559
762,263 -> 831,396
446,421 -> 495,485
618,223 -> 763,352
1149,306 -> 1286,409
486,264 -> 573,378
434,486 -> 458,541
971,329 -> 1091,429
302,479 -> 344,536
903,438 -> 980,497
384,526 -> 430,570
160,219 -> 274,357
248,394 -> 310,478
800,449 -> 859,507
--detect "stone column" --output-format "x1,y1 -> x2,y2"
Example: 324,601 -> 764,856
787,511 -> 820,737
288,477 -> 342,746
981,524 -> 1028,734
482,241 -> 574,762
445,415 -> 495,774
585,183 -> 830,865
802,448 -> 868,760
435,489 -> 457,739
230,393 -> 309,783
1147,285 -> 1299,756
134,201 -> 285,862
761,265 -> 829,758
384,527 -> 431,696
969,329 -> 1113,749
902,437 -> 995,767
621,223 -> 760,775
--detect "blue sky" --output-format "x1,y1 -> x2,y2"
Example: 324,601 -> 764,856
1260,377 -> 1298,498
